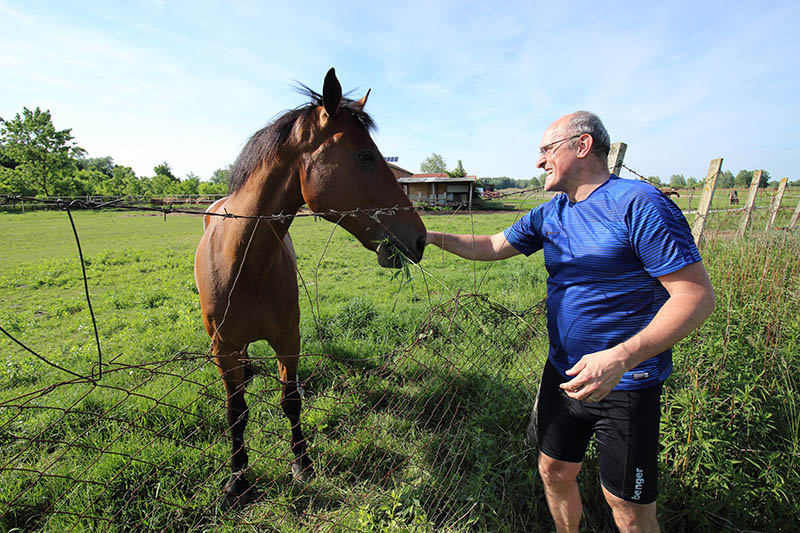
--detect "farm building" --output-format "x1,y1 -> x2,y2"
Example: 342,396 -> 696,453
387,162 -> 414,180
397,173 -> 477,208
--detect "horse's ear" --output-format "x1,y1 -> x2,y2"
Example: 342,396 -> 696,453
354,88 -> 371,110
322,67 -> 342,118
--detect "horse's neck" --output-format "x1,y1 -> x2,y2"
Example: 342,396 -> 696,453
214,162 -> 304,269
230,161 -> 304,233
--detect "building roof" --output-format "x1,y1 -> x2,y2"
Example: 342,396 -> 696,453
398,174 -> 477,184
387,162 -> 414,175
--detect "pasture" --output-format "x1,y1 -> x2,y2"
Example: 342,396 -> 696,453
1,206 -> 799,531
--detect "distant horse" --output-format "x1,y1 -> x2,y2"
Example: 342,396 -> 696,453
194,68 -> 426,504
659,187 -> 680,199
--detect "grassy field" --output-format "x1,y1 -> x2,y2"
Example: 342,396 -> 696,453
1,205 -> 799,531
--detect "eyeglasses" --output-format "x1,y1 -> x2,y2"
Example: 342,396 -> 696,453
539,134 -> 582,157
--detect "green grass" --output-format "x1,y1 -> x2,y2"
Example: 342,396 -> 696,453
1,206 -> 799,531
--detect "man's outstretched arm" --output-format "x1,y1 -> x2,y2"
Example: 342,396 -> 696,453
426,231 -> 521,261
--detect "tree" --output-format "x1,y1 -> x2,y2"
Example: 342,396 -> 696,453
149,161 -> 180,195
717,170 -> 734,188
77,156 -> 115,177
480,176 -> 518,189
669,174 -> 686,187
448,159 -> 466,177
734,169 -> 771,188
0,107 -> 85,195
647,176 -> 662,186
153,161 -> 178,182
112,166 -> 143,196
686,177 -> 699,187
420,153 -> 447,173
199,181 -> 227,195
734,170 -> 753,187
210,166 -> 231,186
176,172 -> 200,195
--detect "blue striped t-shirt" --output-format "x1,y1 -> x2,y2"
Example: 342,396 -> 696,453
504,175 -> 701,390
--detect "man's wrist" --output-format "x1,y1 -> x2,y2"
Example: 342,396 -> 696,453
615,340 -> 638,371
425,231 -> 441,246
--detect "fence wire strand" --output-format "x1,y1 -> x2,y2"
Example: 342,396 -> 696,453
2,181 -> 798,531
1,194 -> 550,531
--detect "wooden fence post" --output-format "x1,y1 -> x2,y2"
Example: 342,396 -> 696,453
790,197 -> 800,229
607,142 -> 627,176
765,177 -> 788,231
736,170 -> 762,239
691,158 -> 723,247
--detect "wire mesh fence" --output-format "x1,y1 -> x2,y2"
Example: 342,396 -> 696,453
1,292 -> 547,531
2,173 -> 799,531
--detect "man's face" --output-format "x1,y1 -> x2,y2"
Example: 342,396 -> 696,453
536,119 -> 578,193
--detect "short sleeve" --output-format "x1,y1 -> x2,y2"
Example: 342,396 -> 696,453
503,204 -> 546,256
624,188 -> 701,277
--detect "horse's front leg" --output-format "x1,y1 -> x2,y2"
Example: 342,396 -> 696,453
274,327 -> 313,483
214,343 -> 253,504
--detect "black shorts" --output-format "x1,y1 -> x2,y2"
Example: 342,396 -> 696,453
535,359 -> 663,503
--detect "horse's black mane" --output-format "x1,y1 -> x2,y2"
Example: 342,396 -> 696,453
228,84 -> 376,193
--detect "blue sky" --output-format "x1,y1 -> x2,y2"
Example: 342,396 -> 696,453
2,0 -> 798,182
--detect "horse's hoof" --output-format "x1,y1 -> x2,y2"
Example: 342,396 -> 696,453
291,461 -> 314,485
223,472 -> 253,507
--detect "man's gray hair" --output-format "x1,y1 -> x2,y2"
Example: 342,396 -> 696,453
567,111 -> 610,159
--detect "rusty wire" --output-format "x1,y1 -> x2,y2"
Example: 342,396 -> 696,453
1,193 -> 549,530
1,292 -> 547,531
3,180 -> 793,530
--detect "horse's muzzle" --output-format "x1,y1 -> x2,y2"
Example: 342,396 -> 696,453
376,235 -> 425,268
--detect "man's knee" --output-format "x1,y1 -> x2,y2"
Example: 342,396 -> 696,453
538,452 -> 581,487
603,486 -> 659,532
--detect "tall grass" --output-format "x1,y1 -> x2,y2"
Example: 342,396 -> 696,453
657,231 -> 800,530
1,209 -> 798,531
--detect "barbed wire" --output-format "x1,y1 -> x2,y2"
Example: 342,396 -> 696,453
2,173 -> 792,383
0,194 -> 421,221
2,177 -> 797,529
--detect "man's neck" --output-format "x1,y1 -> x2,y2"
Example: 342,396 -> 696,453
568,170 -> 611,203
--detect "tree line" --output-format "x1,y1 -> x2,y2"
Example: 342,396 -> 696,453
2,109 -> 791,199
420,152 -> 792,191
646,170 -> 784,189
0,107 -> 230,197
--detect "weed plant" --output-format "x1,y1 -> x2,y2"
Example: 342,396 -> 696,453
0,209 -> 798,531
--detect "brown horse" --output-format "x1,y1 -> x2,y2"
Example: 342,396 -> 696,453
194,68 -> 426,504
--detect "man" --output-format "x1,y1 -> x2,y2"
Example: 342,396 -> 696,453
426,111 -> 715,532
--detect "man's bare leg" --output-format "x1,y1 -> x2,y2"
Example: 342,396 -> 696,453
602,485 -> 660,532
538,451 -> 583,532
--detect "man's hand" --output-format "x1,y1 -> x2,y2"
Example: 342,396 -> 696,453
560,346 -> 629,402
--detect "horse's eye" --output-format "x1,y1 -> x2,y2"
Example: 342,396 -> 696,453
355,150 -> 374,165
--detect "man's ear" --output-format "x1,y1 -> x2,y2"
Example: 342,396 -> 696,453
576,133 -> 593,158
322,67 -> 342,120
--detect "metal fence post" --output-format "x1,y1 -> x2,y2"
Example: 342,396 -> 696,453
607,142 -> 627,176
736,170 -> 762,239
691,158 -> 723,247
766,177 -> 788,231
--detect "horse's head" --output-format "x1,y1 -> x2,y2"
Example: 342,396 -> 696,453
296,68 -> 426,267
